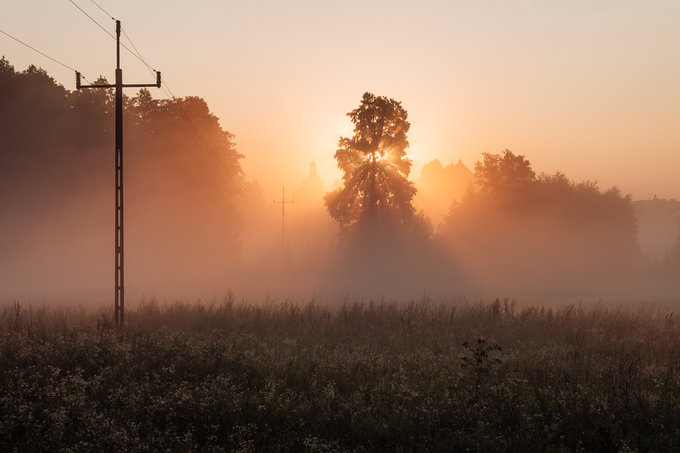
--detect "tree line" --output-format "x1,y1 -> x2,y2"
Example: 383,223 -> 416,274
1,58 -> 677,296
0,58 -> 244,297
326,92 -> 678,294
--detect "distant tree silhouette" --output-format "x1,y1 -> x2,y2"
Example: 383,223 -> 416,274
413,158 -> 473,225
475,149 -> 535,192
440,149 -> 641,291
633,197 -> 680,262
324,92 -> 416,231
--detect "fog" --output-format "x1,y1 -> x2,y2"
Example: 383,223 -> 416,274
1,62 -> 679,306
2,156 -> 679,305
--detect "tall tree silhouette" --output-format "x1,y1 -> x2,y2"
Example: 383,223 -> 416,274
325,92 -> 416,231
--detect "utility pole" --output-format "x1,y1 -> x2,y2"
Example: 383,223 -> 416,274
273,186 -> 293,264
76,20 -> 161,328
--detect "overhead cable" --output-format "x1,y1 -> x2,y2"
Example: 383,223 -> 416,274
0,26 -> 89,80
67,0 -> 155,70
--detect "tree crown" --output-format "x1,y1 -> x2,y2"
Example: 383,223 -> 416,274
325,92 -> 416,230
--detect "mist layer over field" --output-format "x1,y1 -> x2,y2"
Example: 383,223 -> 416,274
1,61 -> 679,305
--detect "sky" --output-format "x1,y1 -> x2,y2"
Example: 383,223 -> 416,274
3,0 -> 680,200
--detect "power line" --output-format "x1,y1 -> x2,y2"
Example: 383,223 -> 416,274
125,68 -> 242,179
71,4 -> 252,199
106,32 -> 238,179
163,78 -> 237,175
121,26 -> 157,75
76,8 -> 250,198
116,33 -> 232,174
68,0 -> 116,40
0,26 -> 89,81
114,22 -> 234,175
89,0 -> 115,20
5,0 -> 233,179
67,0 -> 155,71
76,0 -> 158,75
68,1 -> 240,179
75,19 -> 162,328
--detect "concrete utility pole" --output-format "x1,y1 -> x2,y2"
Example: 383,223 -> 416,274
76,20 -> 161,328
273,186 -> 293,264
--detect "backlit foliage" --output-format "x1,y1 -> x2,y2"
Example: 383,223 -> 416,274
441,150 -> 641,290
325,93 -> 416,230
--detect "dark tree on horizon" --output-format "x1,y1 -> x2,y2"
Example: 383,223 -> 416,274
324,92 -> 416,233
440,149 -> 641,291
474,149 -> 536,192
0,57 -> 245,298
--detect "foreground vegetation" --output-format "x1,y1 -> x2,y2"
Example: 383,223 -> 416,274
2,298 -> 680,452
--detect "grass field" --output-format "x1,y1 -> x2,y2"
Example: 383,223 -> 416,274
2,297 -> 680,452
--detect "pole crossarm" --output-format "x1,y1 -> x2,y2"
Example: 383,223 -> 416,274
76,71 -> 161,89
75,19 -> 161,329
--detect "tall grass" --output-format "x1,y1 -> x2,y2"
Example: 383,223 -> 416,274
2,297 -> 680,451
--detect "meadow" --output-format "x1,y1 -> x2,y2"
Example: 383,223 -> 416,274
2,297 -> 680,452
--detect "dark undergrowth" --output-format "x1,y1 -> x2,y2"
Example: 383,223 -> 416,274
2,297 -> 680,452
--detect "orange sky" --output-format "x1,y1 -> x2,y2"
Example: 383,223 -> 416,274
3,1 -> 680,200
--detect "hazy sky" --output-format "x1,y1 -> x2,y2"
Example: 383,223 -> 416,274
3,0 -> 679,200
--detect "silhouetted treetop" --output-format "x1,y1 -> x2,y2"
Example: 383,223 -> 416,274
475,149 -> 536,191
441,150 -> 640,290
0,58 -> 246,291
325,92 -> 416,230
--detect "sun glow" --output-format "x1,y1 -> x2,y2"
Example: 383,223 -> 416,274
406,146 -> 427,173
371,151 -> 387,163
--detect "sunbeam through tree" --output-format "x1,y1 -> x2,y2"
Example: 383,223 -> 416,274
324,92 -> 417,234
